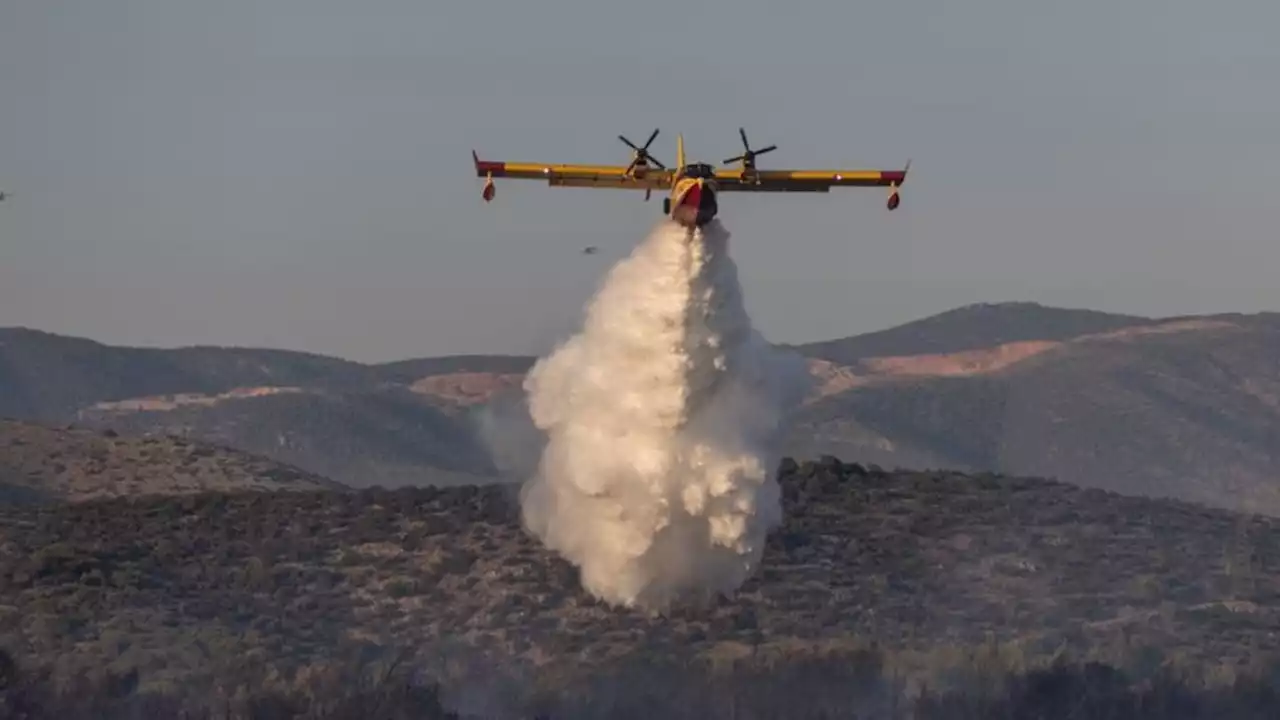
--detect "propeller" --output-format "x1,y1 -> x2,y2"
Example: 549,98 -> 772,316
723,127 -> 777,170
619,128 -> 664,201
619,128 -> 666,174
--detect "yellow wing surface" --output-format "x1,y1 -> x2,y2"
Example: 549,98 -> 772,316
472,151 -> 675,191
712,166 -> 908,193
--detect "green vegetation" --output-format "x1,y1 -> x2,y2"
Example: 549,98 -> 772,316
1,457 -> 1278,716
3,644 -> 1279,718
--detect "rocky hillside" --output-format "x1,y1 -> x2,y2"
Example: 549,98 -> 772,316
0,419 -> 343,503
4,302 -> 1280,514
78,388 -> 502,489
788,312 -> 1280,516
0,458 -> 1276,716
790,300 -> 1157,363
0,326 -> 528,488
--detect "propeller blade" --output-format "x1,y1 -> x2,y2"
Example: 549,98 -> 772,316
739,127 -> 750,148
723,155 -> 746,164
621,129 -> 667,172
755,145 -> 777,154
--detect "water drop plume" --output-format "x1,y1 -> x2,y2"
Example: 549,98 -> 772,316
518,218 -> 812,611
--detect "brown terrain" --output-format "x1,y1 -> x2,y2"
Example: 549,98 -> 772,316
789,311 -> 1280,516
799,318 -> 1243,402
0,419 -> 343,503
3,301 -> 1279,515
409,371 -> 526,411
0,454 -> 1277,717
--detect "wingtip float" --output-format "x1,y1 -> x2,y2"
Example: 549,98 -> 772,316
471,128 -> 910,229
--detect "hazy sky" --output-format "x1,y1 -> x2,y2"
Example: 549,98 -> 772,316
2,1 -> 1278,362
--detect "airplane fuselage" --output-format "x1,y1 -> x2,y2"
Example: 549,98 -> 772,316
665,163 -> 719,228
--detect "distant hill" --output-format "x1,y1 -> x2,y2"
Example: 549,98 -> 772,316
0,327 -> 375,421
374,354 -> 536,382
77,388 -> 501,488
790,301 -> 1155,365
0,418 -> 343,503
0,328 -> 525,488
789,313 -> 1280,516
4,302 -> 1280,513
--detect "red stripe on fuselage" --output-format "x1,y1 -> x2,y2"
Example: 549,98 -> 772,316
680,182 -> 702,209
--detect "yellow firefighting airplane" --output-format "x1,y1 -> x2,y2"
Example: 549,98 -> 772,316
473,128 -> 909,228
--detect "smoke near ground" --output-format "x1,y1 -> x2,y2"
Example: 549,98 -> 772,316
514,218 -> 813,611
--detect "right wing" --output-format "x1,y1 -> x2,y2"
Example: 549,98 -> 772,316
473,151 -> 676,191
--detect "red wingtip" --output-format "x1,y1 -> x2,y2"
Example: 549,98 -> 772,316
471,152 -> 505,178
879,160 -> 911,188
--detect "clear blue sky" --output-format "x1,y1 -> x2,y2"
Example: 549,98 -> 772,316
2,0 -> 1278,362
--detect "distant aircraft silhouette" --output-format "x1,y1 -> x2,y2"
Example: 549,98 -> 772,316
582,246 -> 598,255
0,191 -> 9,202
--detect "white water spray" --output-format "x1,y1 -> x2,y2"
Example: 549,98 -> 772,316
517,218 -> 813,611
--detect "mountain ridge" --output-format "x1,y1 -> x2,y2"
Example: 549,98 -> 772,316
790,301 -> 1158,365
4,301 -> 1280,512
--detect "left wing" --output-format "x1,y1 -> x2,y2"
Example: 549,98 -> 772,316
712,165 -> 908,193
473,151 -> 675,191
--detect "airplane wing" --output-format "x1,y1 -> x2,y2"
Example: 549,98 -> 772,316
712,165 -> 909,193
473,151 -> 675,190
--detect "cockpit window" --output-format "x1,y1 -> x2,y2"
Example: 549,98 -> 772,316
683,163 -> 714,179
